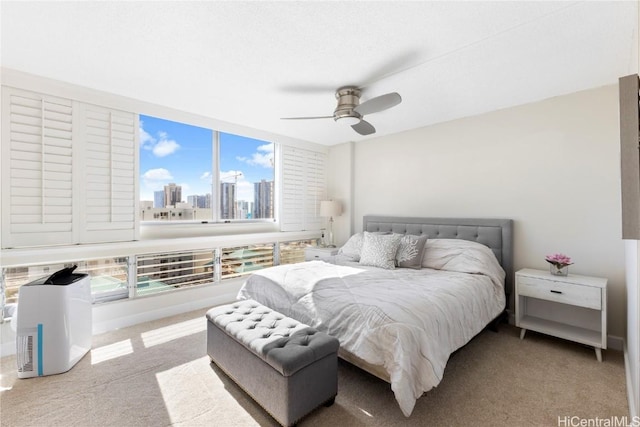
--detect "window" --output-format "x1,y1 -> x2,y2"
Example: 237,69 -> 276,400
139,115 -> 275,223
219,132 -> 274,220
220,244 -> 274,279
136,250 -> 214,296
2,257 -> 130,309
139,115 -> 213,222
1,237 -> 315,316
79,258 -> 130,303
279,239 -> 318,265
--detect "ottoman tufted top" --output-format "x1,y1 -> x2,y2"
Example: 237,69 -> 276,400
207,299 -> 339,376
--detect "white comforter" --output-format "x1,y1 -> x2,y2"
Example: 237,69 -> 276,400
237,239 -> 506,416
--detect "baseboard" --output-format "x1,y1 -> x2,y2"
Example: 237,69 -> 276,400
608,335 -> 624,352
92,281 -> 242,335
92,291 -> 238,335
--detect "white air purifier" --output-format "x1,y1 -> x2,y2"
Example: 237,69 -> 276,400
15,267 -> 92,378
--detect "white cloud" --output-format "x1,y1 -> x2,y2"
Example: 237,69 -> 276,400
139,121 -> 156,150
236,143 -> 274,168
257,144 -> 274,153
139,121 -> 180,157
153,139 -> 180,157
142,168 -> 173,181
200,171 -> 212,180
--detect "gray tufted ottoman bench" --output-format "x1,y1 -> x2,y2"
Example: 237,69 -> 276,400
206,299 -> 339,426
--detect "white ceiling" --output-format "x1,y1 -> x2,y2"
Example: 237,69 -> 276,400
1,1 -> 637,146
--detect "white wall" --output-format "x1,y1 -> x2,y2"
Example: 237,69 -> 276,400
335,84 -> 626,338
625,240 -> 639,417
327,141 -> 354,245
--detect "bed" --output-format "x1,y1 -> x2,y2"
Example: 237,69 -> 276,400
238,216 -> 513,416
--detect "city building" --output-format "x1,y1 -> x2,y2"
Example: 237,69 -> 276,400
154,191 -> 165,208
253,180 -> 274,219
164,183 -> 182,208
220,183 -> 236,219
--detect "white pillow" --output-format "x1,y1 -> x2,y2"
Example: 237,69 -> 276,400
338,232 -> 364,261
359,232 -> 402,269
422,239 -> 502,272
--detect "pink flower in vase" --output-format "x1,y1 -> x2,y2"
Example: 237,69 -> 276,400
545,253 -> 573,268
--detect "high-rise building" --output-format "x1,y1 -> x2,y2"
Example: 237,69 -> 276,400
237,200 -> 250,219
154,191 -> 165,208
220,183 -> 236,219
253,180 -> 274,219
187,195 -> 210,208
164,183 -> 182,208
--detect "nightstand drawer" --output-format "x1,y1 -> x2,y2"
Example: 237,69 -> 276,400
304,247 -> 338,261
517,276 -> 601,310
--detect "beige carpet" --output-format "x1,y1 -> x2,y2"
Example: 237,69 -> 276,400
0,308 -> 628,427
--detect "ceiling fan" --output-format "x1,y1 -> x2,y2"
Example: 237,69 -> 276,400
281,86 -> 402,136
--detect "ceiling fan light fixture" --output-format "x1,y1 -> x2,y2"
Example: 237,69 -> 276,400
335,116 -> 361,126
280,84 -> 401,136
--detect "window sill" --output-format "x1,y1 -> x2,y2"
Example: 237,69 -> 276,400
140,220 -> 278,240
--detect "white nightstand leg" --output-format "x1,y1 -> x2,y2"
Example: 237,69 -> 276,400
595,348 -> 602,362
520,328 -> 526,340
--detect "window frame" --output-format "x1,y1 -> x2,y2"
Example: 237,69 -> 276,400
138,114 -> 278,227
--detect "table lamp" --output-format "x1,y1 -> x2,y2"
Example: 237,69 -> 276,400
320,200 -> 342,247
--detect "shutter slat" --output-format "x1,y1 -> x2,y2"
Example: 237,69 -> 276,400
11,223 -> 72,233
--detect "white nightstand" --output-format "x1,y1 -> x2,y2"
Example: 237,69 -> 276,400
304,247 -> 338,261
515,268 -> 607,361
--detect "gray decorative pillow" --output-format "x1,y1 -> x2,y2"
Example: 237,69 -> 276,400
338,231 -> 390,262
396,234 -> 428,269
338,232 -> 364,261
359,232 -> 402,269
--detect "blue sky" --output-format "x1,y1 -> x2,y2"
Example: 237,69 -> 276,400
139,115 -> 274,202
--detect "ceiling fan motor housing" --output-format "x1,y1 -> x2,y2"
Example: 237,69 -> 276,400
334,86 -> 362,123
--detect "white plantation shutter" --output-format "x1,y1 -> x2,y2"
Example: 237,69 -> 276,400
281,146 -> 304,231
1,88 -> 139,248
280,146 -> 326,232
1,88 -> 74,247
79,104 -> 138,243
305,149 -> 326,231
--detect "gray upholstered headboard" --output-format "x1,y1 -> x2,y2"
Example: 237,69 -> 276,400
363,215 -> 514,295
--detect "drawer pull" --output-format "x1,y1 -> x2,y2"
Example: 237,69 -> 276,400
550,290 -> 563,294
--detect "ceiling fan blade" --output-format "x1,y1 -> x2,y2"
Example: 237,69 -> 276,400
354,92 -> 402,116
280,115 -> 334,120
352,119 -> 376,136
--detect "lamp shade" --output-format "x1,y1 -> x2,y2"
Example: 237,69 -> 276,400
320,200 -> 342,217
